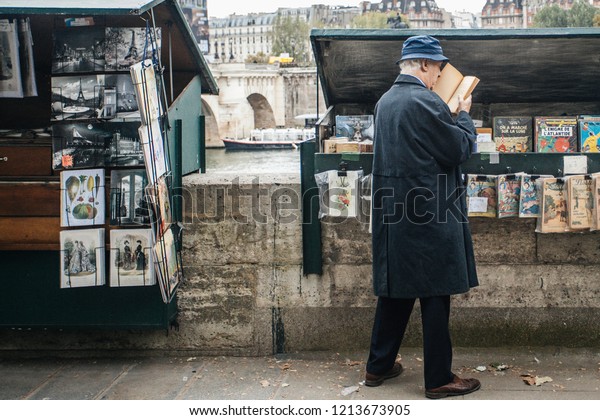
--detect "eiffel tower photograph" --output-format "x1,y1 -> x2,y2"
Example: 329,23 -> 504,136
104,27 -> 161,71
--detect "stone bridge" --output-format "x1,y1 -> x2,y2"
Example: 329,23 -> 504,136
201,63 -> 326,147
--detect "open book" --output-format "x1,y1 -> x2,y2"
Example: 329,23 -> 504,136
432,63 -> 479,114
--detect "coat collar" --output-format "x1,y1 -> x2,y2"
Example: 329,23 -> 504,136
394,73 -> 426,87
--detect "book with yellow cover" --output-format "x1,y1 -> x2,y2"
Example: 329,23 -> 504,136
432,63 -> 479,114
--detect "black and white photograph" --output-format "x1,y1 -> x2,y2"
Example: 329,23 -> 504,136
51,74 -> 104,120
109,228 -> 155,287
60,228 -> 105,288
104,74 -> 140,119
0,19 -> 23,98
52,27 -> 105,74
17,18 -> 37,97
110,169 -> 150,226
105,27 -> 161,71
52,122 -> 107,169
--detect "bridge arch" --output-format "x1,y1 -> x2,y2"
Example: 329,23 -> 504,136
246,93 -> 276,129
201,98 -> 221,147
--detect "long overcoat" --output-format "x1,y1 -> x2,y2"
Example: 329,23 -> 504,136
371,74 -> 478,298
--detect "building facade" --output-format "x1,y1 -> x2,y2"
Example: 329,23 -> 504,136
360,0 -> 445,28
481,0 -> 525,29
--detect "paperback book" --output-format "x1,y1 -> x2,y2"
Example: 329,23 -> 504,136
534,116 -> 578,153
60,228 -> 105,288
519,174 -> 549,218
60,168 -> 106,227
109,228 -> 155,287
579,116 -> 600,153
538,178 -> 568,233
466,174 -> 497,218
567,175 -> 593,230
496,174 -> 521,218
493,116 -> 532,153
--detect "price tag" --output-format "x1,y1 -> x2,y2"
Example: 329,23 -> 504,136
468,197 -> 488,213
563,155 -> 587,175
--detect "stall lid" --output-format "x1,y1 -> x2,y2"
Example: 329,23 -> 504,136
0,0 -> 218,95
310,28 -> 600,107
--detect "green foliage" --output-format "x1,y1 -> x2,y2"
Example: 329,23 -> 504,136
594,13 -> 600,27
533,1 -> 598,28
350,11 -> 390,28
271,16 -> 310,65
245,51 -> 269,64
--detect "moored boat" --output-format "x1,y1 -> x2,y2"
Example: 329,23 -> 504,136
222,128 -> 314,150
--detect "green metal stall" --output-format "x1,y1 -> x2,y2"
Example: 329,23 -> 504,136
0,0 -> 218,329
302,28 -> 600,275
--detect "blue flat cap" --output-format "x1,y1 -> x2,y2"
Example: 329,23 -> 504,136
397,35 -> 448,64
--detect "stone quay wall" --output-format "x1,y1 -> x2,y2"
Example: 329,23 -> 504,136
2,173 -> 600,356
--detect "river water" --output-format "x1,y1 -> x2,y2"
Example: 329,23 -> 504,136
205,148 -> 301,174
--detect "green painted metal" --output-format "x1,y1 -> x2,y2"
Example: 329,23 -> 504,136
199,115 -> 206,174
462,153 -> 600,177
0,0 -> 163,15
0,251 -> 176,329
300,141 -> 322,275
166,75 -> 204,175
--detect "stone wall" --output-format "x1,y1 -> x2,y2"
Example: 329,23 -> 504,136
3,173 -> 600,356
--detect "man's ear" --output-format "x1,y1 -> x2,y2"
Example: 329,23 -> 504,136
419,59 -> 429,72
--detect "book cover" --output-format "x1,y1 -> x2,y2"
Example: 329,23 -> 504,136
60,228 -> 105,288
579,117 -> 600,153
534,116 -> 578,153
567,175 -> 593,230
432,63 -> 479,114
539,178 -> 568,233
110,169 -> 150,226
328,170 -> 360,217
496,175 -> 521,218
493,116 -> 532,153
466,175 -> 497,218
60,168 -> 106,227
519,174 -> 549,218
109,228 -> 155,287
335,115 -> 374,142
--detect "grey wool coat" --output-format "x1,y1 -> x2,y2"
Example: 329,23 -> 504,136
371,74 -> 479,298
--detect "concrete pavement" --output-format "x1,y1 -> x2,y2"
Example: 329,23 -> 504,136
1,347 -> 600,400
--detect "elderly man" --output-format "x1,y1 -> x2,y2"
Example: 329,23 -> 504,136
365,35 -> 481,399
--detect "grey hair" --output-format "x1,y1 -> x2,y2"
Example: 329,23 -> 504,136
399,59 -> 422,73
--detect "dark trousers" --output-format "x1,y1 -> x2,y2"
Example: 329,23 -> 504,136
366,295 -> 453,390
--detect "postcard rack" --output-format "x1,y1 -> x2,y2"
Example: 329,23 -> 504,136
0,0 -> 216,329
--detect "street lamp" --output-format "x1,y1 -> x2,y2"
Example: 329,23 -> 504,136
213,40 -> 219,59
229,40 -> 234,61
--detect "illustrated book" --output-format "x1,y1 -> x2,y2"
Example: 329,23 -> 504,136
534,116 -> 578,153
109,228 -> 155,287
567,175 -> 593,230
432,63 -> 479,114
466,174 -> 497,218
60,168 -> 106,227
110,169 -> 150,226
493,116 -> 532,153
538,178 -> 568,233
519,174 -> 550,218
496,174 -> 521,218
335,115 -> 374,142
60,228 -> 105,288
578,116 -> 600,153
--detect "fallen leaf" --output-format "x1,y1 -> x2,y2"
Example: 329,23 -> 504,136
341,385 -> 359,396
279,363 -> 292,371
535,376 -> 553,386
521,374 -> 536,386
475,366 -> 487,372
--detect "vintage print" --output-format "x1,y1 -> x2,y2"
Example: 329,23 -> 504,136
109,228 -> 155,287
519,174 -> 547,218
104,74 -> 140,120
51,74 -> 104,120
0,20 -> 23,98
146,174 -> 172,238
105,27 -> 161,71
110,169 -> 150,226
60,228 -> 105,288
153,227 -> 183,303
52,123 -> 107,169
52,27 -> 105,74
540,178 -> 568,233
497,175 -> 521,218
328,170 -> 360,218
579,118 -> 600,153
567,175 -> 593,230
60,168 -> 106,227
139,118 -> 168,184
18,18 -> 37,97
335,115 -> 374,142
466,175 -> 498,218
130,59 -> 162,124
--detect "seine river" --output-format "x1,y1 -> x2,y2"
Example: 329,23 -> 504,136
205,148 -> 301,174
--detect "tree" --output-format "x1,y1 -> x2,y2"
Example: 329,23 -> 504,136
351,11 -> 409,29
533,5 -> 568,27
245,52 -> 269,64
594,13 -> 600,27
567,0 -> 597,27
271,16 -> 310,65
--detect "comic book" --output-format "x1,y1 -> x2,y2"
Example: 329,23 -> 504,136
534,116 -> 578,153
519,174 -> 550,218
567,175 -> 593,230
592,174 -> 600,231
496,174 -> 521,218
578,116 -> 600,153
466,174 -> 497,218
538,178 -> 568,233
493,116 -> 532,153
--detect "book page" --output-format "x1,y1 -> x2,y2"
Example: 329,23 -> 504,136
432,63 -> 463,103
447,76 -> 480,114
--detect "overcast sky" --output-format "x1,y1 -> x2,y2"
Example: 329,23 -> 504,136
208,1 -> 488,18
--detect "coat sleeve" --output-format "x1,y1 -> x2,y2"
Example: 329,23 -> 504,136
412,94 -> 477,168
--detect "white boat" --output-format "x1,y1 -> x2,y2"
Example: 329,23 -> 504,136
222,128 -> 315,150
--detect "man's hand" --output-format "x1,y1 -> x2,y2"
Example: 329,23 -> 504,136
457,95 -> 472,114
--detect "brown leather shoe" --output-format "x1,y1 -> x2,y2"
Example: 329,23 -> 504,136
425,374 -> 481,399
365,362 -> 403,387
